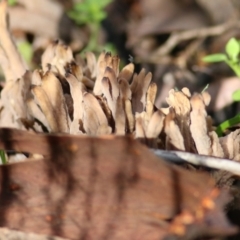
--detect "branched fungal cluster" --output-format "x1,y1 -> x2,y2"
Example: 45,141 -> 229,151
0,40 -> 239,160
0,0 -> 240,160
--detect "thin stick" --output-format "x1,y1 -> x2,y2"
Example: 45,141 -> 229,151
153,149 -> 240,176
149,20 -> 240,61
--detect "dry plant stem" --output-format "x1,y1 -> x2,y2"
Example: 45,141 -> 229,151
153,149 -> 240,176
0,0 -> 27,80
175,39 -> 204,69
149,20 -> 240,61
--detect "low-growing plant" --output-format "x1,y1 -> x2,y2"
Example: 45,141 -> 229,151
203,37 -> 240,136
17,40 -> 33,65
68,0 -> 115,53
7,0 -> 17,6
0,150 -> 7,164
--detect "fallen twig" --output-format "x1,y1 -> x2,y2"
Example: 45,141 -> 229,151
153,149 -> 240,176
148,20 -> 240,62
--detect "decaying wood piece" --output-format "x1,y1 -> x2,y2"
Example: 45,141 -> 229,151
0,128 -> 237,239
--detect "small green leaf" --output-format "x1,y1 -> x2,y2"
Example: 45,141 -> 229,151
226,38 -> 240,60
216,113 -> 240,137
17,41 -> 33,64
201,84 -> 209,93
0,150 -> 7,164
8,0 -> 17,6
232,89 -> 240,101
202,53 -> 227,63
